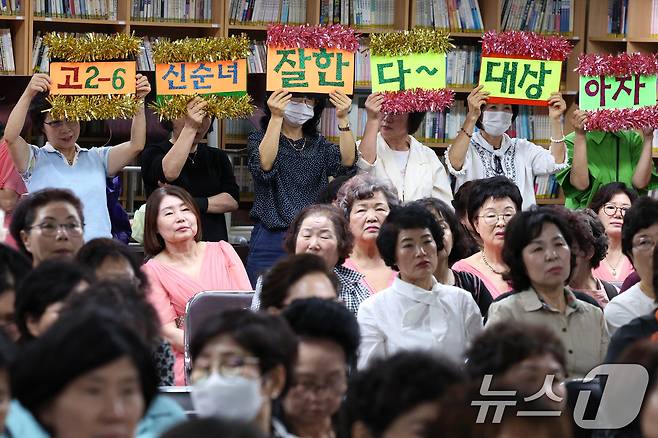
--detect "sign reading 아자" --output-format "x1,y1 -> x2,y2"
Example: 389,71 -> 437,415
266,47 -> 355,94
50,61 -> 136,95
155,60 -> 247,96
479,56 -> 562,106
370,52 -> 446,92
579,74 -> 657,110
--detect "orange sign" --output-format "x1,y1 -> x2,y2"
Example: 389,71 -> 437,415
50,62 -> 136,95
266,46 -> 354,94
155,60 -> 247,95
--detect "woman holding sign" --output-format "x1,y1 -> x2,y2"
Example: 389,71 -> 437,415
3,73 -> 151,240
446,85 -> 569,210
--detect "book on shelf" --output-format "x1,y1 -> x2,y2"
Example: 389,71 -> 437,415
501,0 -> 574,35
651,0 -> 658,36
534,174 -> 560,199
33,0 -> 118,20
607,0 -> 628,36
354,41 -> 370,87
224,118 -> 254,141
229,0 -> 307,26
446,45 -> 480,88
415,0 -> 483,32
130,0 -> 212,22
247,41 -> 266,74
137,36 -> 158,71
0,0 -> 20,15
0,29 -> 15,74
319,0 -> 395,29
320,102 -> 366,142
507,106 -> 552,144
32,31 -> 114,73
415,101 -> 467,144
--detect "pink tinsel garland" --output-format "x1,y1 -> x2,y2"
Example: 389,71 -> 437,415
584,106 -> 658,131
576,53 -> 658,77
380,89 -> 455,114
266,24 -> 360,52
481,30 -> 572,61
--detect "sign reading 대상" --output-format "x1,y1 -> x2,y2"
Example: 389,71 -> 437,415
370,52 -> 447,92
50,61 -> 136,95
155,60 -> 248,96
579,74 -> 657,110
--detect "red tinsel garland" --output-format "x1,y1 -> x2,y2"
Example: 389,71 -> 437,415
576,53 -> 658,77
380,89 -> 455,114
584,106 -> 658,131
266,24 -> 360,52
481,30 -> 572,61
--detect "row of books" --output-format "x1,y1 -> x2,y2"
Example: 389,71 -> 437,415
0,0 -> 20,15
319,0 -> 395,28
224,119 -> 255,141
534,174 -> 560,199
131,0 -> 212,22
0,29 -> 14,74
508,107 -> 552,144
228,0 -> 307,25
415,101 -> 467,144
447,45 -> 480,88
651,0 -> 658,36
320,104 -> 366,142
414,0 -> 483,31
137,36 -> 158,71
501,0 -> 574,34
354,42 -> 370,87
607,0 -> 628,36
247,41 -> 266,74
33,0 -> 117,19
31,31 -> 49,73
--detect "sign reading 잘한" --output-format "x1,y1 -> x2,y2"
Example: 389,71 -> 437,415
579,74 -> 657,110
266,47 -> 355,94
370,52 -> 447,92
50,61 -> 136,95
155,60 -> 247,96
478,56 -> 562,106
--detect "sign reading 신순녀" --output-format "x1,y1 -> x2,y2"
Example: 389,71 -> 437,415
155,60 -> 248,96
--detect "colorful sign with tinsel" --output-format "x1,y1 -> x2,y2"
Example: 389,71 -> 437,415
266,24 -> 358,94
368,29 -> 454,114
478,31 -> 572,107
44,33 -> 143,121
152,36 -> 253,120
576,53 -> 658,131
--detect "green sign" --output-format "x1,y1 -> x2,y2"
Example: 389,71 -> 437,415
579,74 -> 657,110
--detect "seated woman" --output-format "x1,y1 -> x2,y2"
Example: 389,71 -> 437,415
257,253 -> 339,312
588,182 -> 638,287
189,309 -> 298,437
416,197 -> 493,316
11,310 -> 159,438
446,86 -> 569,209
337,174 -> 398,294
3,73 -> 151,240
280,298 -> 360,438
76,237 -> 146,286
9,188 -> 85,267
487,207 -> 608,378
142,185 -> 251,385
452,180 -> 482,254
357,93 -> 452,204
357,204 -> 482,369
0,244 -> 31,341
451,176 -> 523,298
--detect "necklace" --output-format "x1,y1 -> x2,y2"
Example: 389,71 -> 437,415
188,149 -> 198,164
482,251 -> 504,275
285,136 -> 306,152
605,253 -> 623,277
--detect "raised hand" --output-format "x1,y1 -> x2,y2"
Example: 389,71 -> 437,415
267,88 -> 292,118
466,84 -> 489,120
329,90 -> 353,120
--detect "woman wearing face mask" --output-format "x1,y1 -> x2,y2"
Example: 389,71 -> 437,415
246,89 -> 357,286
446,85 -> 569,209
189,309 -> 298,438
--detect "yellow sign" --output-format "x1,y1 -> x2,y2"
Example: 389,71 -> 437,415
370,52 -> 447,92
479,56 -> 562,106
50,61 -> 136,95
155,60 -> 247,96
266,47 -> 355,94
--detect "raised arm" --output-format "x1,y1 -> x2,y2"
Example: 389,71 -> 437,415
569,110 -> 590,191
358,93 -> 385,164
448,85 -> 488,171
258,89 -> 291,172
4,74 -> 51,173
107,74 -> 151,175
547,92 -> 567,163
161,97 -> 206,181
632,127 -> 655,190
329,90 -> 356,166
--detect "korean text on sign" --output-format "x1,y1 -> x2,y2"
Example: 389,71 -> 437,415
266,47 -> 355,94
155,60 -> 247,96
479,57 -> 562,106
370,52 -> 447,92
50,62 -> 136,95
579,75 -> 657,110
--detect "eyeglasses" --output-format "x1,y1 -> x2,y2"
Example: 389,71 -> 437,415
478,212 -> 515,225
290,97 -> 315,109
633,237 -> 656,252
602,204 -> 629,217
43,120 -> 77,129
293,375 -> 346,396
28,222 -> 83,237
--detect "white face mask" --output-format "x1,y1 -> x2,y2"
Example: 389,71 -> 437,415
482,111 -> 513,137
191,373 -> 263,422
284,101 -> 315,126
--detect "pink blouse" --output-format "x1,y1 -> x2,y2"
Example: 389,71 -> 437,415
143,241 -> 251,384
343,258 -> 397,295
592,257 -> 634,288
451,259 -> 512,299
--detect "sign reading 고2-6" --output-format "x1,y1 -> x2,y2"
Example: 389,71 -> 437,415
50,62 -> 136,95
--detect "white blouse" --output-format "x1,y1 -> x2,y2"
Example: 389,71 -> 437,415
444,132 -> 569,210
357,277 -> 483,369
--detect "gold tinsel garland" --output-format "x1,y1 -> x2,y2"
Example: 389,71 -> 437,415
48,95 -> 144,122
150,94 -> 254,121
153,35 -> 251,63
43,33 -> 142,62
369,29 -> 454,57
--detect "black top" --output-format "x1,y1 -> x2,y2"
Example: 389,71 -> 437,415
247,130 -> 356,230
452,269 -> 494,317
605,310 -> 658,363
141,139 -> 240,242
